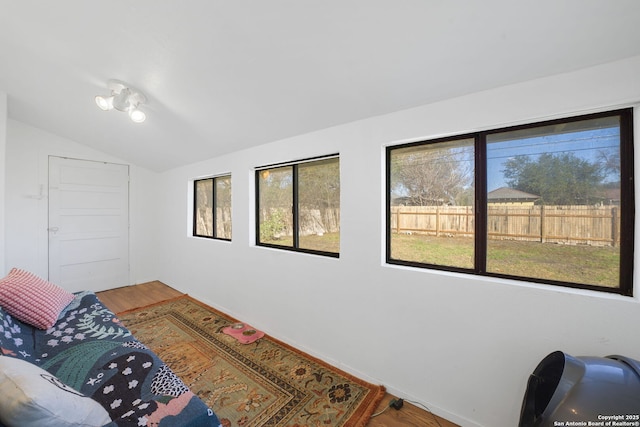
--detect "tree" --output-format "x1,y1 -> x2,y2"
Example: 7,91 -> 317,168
258,168 -> 293,239
259,168 -> 293,210
597,148 -> 620,176
390,145 -> 472,206
298,158 -> 340,211
502,152 -> 604,205
258,159 -> 341,239
215,176 -> 232,239
298,158 -> 340,234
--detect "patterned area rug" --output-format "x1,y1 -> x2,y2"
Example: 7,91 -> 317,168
117,295 -> 385,427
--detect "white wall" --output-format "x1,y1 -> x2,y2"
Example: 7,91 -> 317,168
0,91 -> 6,275
155,55 -> 640,427
4,120 -> 159,284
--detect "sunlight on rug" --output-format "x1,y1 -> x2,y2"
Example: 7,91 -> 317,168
117,295 -> 385,427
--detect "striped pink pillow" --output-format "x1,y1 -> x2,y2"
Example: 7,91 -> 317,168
0,268 -> 75,329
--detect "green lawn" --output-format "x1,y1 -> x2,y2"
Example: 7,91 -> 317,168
390,233 -> 619,288
261,231 -> 619,287
261,232 -> 340,254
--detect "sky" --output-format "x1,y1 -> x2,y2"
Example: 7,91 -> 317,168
486,126 -> 619,191
389,120 -> 621,201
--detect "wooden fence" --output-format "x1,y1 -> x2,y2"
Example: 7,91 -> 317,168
390,205 -> 620,247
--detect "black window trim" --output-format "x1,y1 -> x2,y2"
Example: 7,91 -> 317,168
255,153 -> 340,258
386,108 -> 634,296
193,174 -> 232,241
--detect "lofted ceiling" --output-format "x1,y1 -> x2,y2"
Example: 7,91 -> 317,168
1,1 -> 640,172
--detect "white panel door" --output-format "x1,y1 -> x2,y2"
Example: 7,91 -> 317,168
48,157 -> 129,292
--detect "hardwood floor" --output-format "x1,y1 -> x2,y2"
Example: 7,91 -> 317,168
97,281 -> 458,427
97,280 -> 183,313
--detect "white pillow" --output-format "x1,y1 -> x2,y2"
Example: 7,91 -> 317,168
0,356 -> 111,427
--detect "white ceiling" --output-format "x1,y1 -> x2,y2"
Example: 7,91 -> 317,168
1,1 -> 640,172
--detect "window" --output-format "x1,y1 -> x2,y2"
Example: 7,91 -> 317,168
387,109 -> 634,295
256,155 -> 340,257
193,175 -> 232,240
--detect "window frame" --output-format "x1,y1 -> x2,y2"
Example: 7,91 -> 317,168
193,174 -> 232,241
386,108 -> 634,296
255,154 -> 340,258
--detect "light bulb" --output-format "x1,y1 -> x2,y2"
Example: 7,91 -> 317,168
96,81 -> 147,122
129,108 -> 146,123
95,95 -> 113,111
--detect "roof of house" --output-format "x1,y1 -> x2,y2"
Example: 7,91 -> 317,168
488,187 -> 540,201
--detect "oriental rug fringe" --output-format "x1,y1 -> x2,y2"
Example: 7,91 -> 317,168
117,295 -> 385,427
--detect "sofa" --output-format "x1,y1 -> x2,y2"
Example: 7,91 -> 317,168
0,268 -> 221,427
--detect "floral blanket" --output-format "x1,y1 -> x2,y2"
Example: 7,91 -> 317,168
0,291 -> 220,427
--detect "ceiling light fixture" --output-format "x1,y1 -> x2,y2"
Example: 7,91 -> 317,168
95,80 -> 147,123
